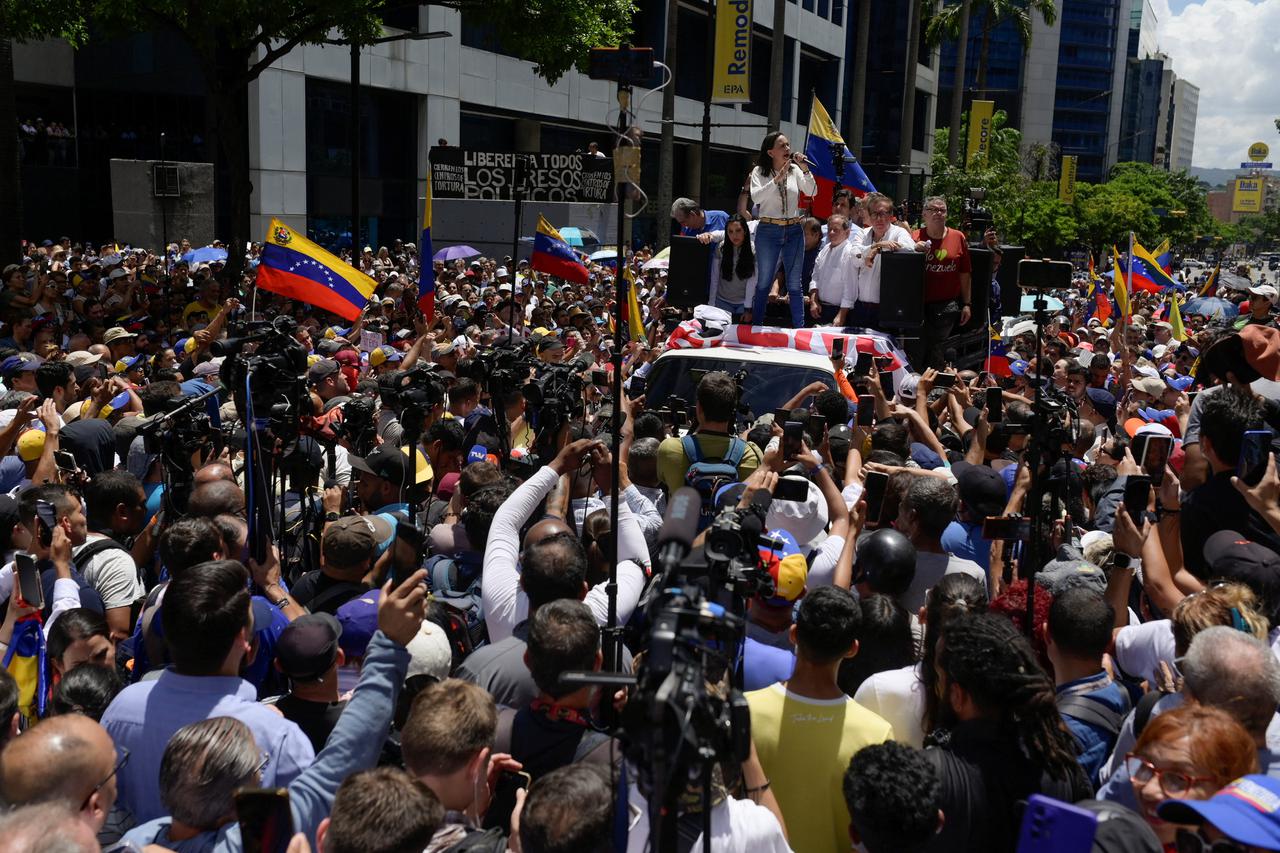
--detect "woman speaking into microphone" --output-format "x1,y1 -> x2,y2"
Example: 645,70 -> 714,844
746,132 -> 816,328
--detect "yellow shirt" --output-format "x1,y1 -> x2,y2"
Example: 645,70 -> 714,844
183,299 -> 218,324
747,682 -> 894,853
656,432 -> 762,494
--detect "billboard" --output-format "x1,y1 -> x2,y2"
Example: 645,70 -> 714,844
711,0 -> 752,103
1058,155 -> 1078,204
429,148 -> 613,203
965,100 -> 995,167
1233,177 -> 1264,213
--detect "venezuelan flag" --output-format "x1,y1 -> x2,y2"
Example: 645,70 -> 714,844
1111,246 -> 1130,319
621,263 -> 646,343
1199,263 -> 1220,297
1130,242 -> 1181,293
984,330 -> 1012,378
804,96 -> 875,219
418,174 -> 436,322
1153,237 -> 1172,273
531,215 -> 589,285
1169,295 -> 1188,342
258,219 -> 376,321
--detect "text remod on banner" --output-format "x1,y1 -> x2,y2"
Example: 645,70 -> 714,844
965,100 -> 995,167
712,0 -> 752,103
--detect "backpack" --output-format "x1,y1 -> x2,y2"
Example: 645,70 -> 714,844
1055,693 -> 1126,739
681,434 -> 747,530
425,552 -> 488,662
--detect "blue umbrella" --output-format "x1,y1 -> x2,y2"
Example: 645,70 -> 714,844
1020,294 -> 1063,312
589,248 -> 620,264
433,245 -> 481,262
181,246 -> 228,264
1182,296 -> 1239,320
558,227 -> 599,248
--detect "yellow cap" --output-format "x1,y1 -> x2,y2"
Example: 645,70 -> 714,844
16,429 -> 45,462
402,446 -> 433,485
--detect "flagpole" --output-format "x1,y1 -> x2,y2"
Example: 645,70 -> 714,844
1126,231 -> 1135,326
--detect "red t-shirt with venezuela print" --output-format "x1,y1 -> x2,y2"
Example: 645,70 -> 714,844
911,227 -> 971,304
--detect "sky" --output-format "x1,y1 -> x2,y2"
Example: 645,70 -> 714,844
1150,0 -> 1280,167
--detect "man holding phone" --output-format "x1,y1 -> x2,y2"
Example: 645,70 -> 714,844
1181,387 -> 1280,577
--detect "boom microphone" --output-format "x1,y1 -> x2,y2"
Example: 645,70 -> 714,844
655,487 -> 702,576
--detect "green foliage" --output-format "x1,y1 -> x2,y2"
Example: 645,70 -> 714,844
478,0 -> 637,84
0,0 -> 88,45
925,0 -> 1057,50
926,116 -> 1217,257
1234,210 -> 1280,250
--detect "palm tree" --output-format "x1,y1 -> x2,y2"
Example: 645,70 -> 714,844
927,0 -> 1058,164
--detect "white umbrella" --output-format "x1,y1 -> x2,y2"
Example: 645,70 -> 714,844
642,246 -> 671,270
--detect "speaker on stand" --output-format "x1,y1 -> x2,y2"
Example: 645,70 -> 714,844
665,236 -> 712,308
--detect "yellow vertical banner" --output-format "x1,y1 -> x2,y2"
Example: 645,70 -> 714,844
1233,177 -> 1264,213
965,100 -> 995,166
1058,155 -> 1078,203
712,0 -> 752,103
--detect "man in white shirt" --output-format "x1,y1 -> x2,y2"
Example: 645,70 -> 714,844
808,215 -> 860,326
851,192 -> 917,331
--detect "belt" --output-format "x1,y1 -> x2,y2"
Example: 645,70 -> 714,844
758,216 -> 802,226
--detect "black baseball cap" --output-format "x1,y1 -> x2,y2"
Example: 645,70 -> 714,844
275,613 -> 342,681
951,462 -> 1008,519
347,444 -> 412,487
1205,531 -> 1280,592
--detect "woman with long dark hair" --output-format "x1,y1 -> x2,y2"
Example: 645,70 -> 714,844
746,132 -> 815,327
700,213 -> 756,322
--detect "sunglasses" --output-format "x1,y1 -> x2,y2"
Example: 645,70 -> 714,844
1175,828 -> 1248,853
82,746 -> 130,810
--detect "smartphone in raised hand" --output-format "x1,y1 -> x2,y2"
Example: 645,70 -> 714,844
235,788 -> 293,853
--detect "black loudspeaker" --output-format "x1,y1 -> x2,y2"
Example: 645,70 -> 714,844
666,236 -> 712,308
960,246 -> 993,332
879,251 -> 926,328
995,245 -> 1024,319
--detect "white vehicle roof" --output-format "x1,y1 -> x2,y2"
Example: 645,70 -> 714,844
655,345 -> 836,374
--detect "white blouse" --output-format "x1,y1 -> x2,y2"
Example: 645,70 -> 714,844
748,163 -> 817,220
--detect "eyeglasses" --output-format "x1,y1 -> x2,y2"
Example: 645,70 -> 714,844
255,751 -> 271,777
925,206 -> 948,214
869,209 -> 893,219
82,746 -> 129,810
1124,754 -> 1216,798
1175,828 -> 1248,853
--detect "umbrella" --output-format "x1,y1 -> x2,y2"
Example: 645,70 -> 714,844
557,227 -> 599,248
181,246 -> 228,264
590,248 -> 621,264
642,246 -> 671,271
433,245 -> 481,262
1020,294 -> 1063,312
1217,271 -> 1253,293
1182,296 -> 1239,320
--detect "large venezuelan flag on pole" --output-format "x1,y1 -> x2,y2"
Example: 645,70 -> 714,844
1111,246 -> 1130,320
1199,263 -> 1220,297
531,216 -> 590,285
258,220 -> 376,321
1131,241 -> 1181,292
804,96 -> 875,219
418,174 -> 436,322
621,263 -> 646,343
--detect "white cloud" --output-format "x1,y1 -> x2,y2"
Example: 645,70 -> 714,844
1153,0 -> 1280,167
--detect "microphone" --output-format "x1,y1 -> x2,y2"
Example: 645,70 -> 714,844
655,487 -> 702,574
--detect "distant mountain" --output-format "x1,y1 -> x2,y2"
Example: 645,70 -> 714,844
1190,166 -> 1249,188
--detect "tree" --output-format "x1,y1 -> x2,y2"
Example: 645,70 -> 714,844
6,0 -> 634,273
1103,162 -> 1212,250
925,0 -> 1057,164
1073,181 -> 1157,255
0,2 -> 88,260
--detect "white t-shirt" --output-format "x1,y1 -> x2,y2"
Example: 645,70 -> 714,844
805,535 -> 845,589
1116,619 -> 1280,684
854,662 -> 927,748
75,533 -> 145,611
625,782 -> 792,853
901,551 -> 986,613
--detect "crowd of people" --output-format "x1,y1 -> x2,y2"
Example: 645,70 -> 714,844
1,138 -> 1280,853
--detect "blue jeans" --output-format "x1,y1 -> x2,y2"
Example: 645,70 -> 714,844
752,222 -> 805,327
714,296 -> 745,323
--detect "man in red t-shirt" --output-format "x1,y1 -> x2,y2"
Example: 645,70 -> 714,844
910,197 -> 972,369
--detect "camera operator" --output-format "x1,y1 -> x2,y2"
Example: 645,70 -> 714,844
481,438 -> 648,644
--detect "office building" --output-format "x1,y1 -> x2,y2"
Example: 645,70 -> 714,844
1165,78 -> 1198,172
12,1 -> 871,250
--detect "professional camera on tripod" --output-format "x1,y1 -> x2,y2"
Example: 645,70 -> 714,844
525,353 -> 593,463
378,362 -> 447,448
212,313 -> 310,561
135,388 -> 225,517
